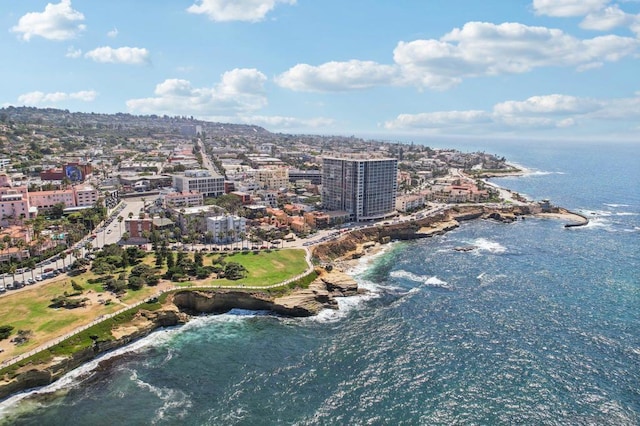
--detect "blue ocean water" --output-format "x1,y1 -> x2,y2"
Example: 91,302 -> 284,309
1,141 -> 639,425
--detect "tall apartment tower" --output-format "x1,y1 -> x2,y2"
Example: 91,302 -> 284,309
322,157 -> 398,221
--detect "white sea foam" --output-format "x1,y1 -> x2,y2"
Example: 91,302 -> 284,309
604,203 -> 630,208
472,238 -> 507,254
129,369 -> 192,423
0,326 -> 180,415
389,270 -> 452,290
389,270 -> 425,283
424,276 -> 451,289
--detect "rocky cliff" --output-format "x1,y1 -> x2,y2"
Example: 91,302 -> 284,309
171,270 -> 361,317
0,271 -> 361,400
0,308 -> 188,401
312,205 -> 535,262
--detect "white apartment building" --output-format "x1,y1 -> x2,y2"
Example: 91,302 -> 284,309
256,167 -> 289,190
173,169 -> 224,198
164,191 -> 204,208
322,157 -> 398,221
206,215 -> 247,243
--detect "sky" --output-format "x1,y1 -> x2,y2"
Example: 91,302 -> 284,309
1,0 -> 640,142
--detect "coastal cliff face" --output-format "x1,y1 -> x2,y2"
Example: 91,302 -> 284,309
0,308 -> 188,401
170,270 -> 361,317
0,271 -> 361,400
312,205 -> 535,262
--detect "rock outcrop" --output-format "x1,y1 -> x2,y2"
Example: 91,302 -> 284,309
0,307 -> 188,401
311,205 -> 536,262
170,270 -> 361,317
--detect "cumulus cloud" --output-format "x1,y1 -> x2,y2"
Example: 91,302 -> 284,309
275,60 -> 399,92
384,111 -> 492,129
126,68 -> 268,116
384,93 -> 640,133
107,28 -> 119,38
276,21 -> 639,92
532,0 -> 610,17
65,46 -> 82,58
85,46 -> 150,65
17,90 -> 97,105
234,115 -> 335,129
187,0 -> 296,22
11,0 -> 86,41
493,94 -> 601,115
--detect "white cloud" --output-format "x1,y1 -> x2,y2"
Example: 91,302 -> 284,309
277,21 -> 639,93
126,68 -> 268,116
384,111 -> 491,129
493,94 -> 600,115
396,21 -> 638,88
384,93 -> 640,133
581,5 -> 640,34
17,90 -> 97,105
532,0 -> 610,17
107,28 -> 119,38
11,0 -> 85,41
275,60 -> 399,92
65,46 -> 82,58
187,0 -> 296,22
235,115 -> 335,129
85,46 -> 150,65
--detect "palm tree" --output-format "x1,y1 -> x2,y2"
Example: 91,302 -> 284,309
117,215 -> 124,237
26,259 -> 36,281
60,251 -> 67,269
238,231 -> 246,249
205,231 -> 213,250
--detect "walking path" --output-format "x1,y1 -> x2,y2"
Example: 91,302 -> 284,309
0,248 -> 313,370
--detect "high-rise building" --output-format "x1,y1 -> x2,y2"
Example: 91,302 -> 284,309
322,157 -> 398,221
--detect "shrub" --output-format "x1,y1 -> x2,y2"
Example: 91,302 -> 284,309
0,325 -> 14,340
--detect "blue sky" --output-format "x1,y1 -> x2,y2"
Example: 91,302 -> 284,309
2,0 -> 640,141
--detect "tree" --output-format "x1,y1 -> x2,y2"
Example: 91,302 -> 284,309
224,262 -> 247,280
60,251 -> 67,269
117,215 -> 124,237
0,325 -> 14,340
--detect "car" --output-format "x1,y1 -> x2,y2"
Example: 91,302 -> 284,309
35,275 -> 42,281
27,278 -> 35,285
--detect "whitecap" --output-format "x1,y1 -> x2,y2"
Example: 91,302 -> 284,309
129,370 -> 192,423
424,276 -> 451,289
389,270 -> 452,289
389,269 -> 426,283
0,326 -> 181,415
472,238 -> 507,254
604,203 -> 630,208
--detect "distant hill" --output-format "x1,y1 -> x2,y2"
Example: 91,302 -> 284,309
0,106 -> 271,138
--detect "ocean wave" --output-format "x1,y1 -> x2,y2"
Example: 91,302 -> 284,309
603,203 -> 631,208
0,326 -> 181,416
129,369 -> 192,423
389,270 -> 452,289
471,238 -> 507,254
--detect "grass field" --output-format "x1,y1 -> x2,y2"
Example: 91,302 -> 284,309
0,248 -> 309,364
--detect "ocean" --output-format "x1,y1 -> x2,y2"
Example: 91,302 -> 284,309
1,141 -> 639,425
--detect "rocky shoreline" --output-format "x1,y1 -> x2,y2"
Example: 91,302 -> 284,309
0,203 -> 563,401
0,270 -> 360,400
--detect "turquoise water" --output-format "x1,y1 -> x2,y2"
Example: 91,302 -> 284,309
1,142 -> 639,425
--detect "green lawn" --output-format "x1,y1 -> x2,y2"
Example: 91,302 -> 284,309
0,248 -> 309,363
206,249 -> 308,287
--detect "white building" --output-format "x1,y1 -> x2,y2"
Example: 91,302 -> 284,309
173,169 -> 224,198
256,167 -> 289,190
396,194 -> 425,212
206,215 -> 247,243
